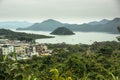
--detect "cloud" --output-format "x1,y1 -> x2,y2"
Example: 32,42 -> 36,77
0,0 -> 119,22
116,0 -> 120,8
0,0 -> 3,3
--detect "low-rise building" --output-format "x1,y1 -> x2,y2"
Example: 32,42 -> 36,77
1,45 -> 14,55
14,44 -> 29,55
36,44 -> 50,55
0,39 -> 9,44
0,39 -> 51,58
26,45 -> 38,56
14,45 -> 23,54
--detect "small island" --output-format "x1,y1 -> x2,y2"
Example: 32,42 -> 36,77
50,27 -> 75,35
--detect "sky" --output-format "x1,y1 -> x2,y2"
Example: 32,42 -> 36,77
0,0 -> 120,24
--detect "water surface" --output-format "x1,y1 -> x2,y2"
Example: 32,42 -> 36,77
14,30 -> 119,44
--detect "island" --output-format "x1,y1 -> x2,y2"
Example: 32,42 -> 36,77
50,27 -> 75,35
0,29 -> 54,42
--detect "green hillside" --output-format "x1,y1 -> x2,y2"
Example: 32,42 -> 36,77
0,29 -> 54,42
50,27 -> 75,35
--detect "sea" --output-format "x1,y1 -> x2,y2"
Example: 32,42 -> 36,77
13,30 -> 119,45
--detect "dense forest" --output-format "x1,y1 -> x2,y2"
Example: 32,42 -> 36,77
50,27 -> 75,35
0,41 -> 120,80
0,29 -> 53,42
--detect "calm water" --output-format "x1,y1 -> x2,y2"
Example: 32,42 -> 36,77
14,30 -> 119,44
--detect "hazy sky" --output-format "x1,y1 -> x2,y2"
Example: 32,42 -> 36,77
0,0 -> 120,23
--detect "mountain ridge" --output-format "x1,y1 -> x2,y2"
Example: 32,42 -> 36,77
0,21 -> 33,29
15,17 -> 120,34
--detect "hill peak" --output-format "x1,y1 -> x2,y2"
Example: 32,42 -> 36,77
50,27 -> 75,35
100,19 -> 109,22
99,19 -> 110,24
41,19 -> 62,24
113,17 -> 120,21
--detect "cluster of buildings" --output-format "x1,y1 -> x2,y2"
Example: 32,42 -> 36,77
0,39 -> 52,59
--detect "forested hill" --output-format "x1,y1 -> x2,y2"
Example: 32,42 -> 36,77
50,27 -> 75,35
0,29 -> 53,42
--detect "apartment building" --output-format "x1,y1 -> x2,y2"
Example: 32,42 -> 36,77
14,44 -> 28,55
1,45 -> 14,55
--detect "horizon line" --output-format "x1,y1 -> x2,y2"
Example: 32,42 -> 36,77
0,17 -> 119,24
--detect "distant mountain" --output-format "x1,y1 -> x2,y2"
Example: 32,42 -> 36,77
88,19 -> 110,25
64,18 -> 120,34
17,18 -> 120,34
17,19 -> 64,31
50,27 -> 75,35
0,21 -> 33,29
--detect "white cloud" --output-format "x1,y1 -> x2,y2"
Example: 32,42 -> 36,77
0,0 -> 119,22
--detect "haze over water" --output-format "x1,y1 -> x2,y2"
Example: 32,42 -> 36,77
14,30 -> 119,45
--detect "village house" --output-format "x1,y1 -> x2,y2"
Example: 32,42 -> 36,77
26,45 -> 38,56
0,39 -> 9,44
1,45 -> 14,55
36,44 -> 51,55
0,39 -> 51,59
14,44 -> 29,55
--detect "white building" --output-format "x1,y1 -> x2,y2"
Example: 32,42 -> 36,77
1,45 -> 14,55
26,45 -> 38,56
0,39 -> 9,44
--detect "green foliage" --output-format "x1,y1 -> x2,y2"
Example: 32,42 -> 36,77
0,42 -> 120,80
98,47 -> 113,55
117,26 -> 120,32
0,29 -> 53,42
117,26 -> 120,41
50,68 -> 72,80
50,27 -> 75,35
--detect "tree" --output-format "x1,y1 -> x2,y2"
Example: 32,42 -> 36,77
117,26 -> 120,32
117,26 -> 120,41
